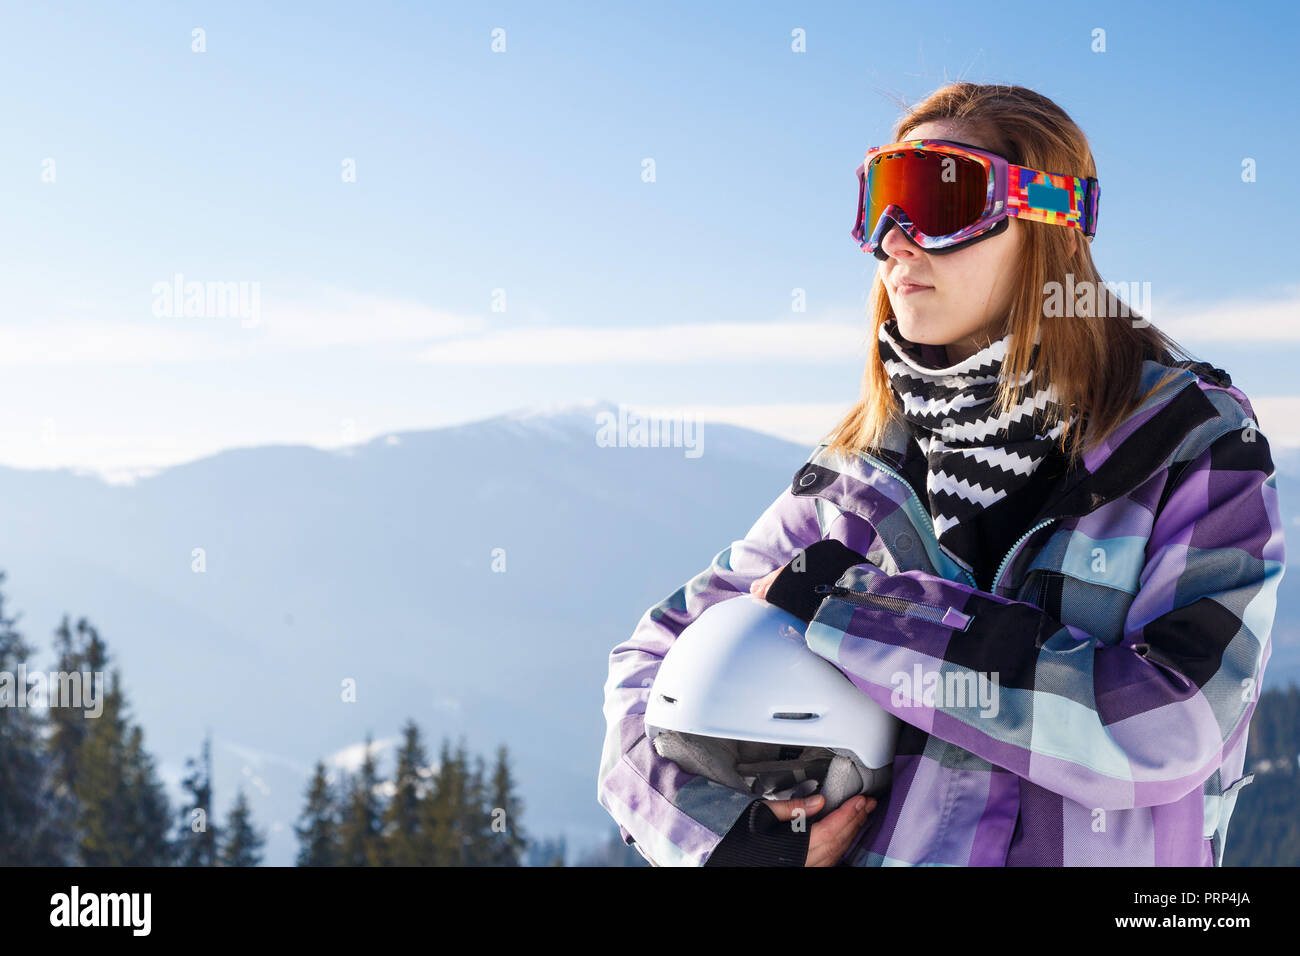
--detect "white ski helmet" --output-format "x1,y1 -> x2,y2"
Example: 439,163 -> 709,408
644,594 -> 900,813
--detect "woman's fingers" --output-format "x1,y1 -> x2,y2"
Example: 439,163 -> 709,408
758,794 -> 878,865
749,568 -> 782,601
764,794 -> 824,822
806,796 -> 877,867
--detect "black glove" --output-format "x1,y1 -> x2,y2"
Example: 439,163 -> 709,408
703,800 -> 810,867
763,539 -> 868,624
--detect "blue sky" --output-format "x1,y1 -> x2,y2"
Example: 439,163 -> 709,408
1,0 -> 1297,475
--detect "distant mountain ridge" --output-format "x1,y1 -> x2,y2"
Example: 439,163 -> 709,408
0,401 -> 816,864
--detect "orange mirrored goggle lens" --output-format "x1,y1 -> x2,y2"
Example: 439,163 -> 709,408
864,149 -> 990,240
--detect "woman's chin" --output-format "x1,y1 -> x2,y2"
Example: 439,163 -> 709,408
893,312 -> 942,345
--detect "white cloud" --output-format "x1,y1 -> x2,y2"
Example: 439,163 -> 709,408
5,282 -> 1299,371
1249,397 -> 1300,448
1154,289 -> 1300,341
258,287 -> 484,349
0,287 -> 487,365
0,321 -> 236,365
417,317 -> 871,364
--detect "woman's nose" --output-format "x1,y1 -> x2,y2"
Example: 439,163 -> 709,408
877,218 -> 922,261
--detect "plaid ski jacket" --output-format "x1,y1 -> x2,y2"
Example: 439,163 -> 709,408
597,356 -> 1286,866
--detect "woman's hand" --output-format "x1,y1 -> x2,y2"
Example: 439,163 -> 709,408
765,793 -> 878,867
749,567 -> 782,602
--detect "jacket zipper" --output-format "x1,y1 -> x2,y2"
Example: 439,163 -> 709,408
857,452 -> 1060,599
989,517 -> 1057,595
814,583 -> 973,630
860,453 -> 978,589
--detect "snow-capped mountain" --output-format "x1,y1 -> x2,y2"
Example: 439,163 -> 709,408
0,400 -> 817,864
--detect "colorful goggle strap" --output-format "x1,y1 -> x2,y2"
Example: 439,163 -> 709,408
1007,164 -> 1101,238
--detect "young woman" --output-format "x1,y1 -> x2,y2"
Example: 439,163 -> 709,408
597,82 -> 1285,866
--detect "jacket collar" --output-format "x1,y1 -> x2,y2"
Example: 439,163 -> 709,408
855,358 -> 1223,525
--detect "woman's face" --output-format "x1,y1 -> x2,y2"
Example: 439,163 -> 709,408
878,121 -> 1024,364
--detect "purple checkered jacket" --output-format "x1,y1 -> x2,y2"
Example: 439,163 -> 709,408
597,357 -> 1285,866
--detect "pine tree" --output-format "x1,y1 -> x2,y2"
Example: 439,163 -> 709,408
461,752 -> 491,865
69,624 -> 172,865
47,617 -> 98,783
425,737 -> 472,865
176,733 -> 218,866
483,744 -> 527,866
121,724 -> 174,864
381,720 -> 432,866
45,615 -> 109,857
220,789 -> 265,866
0,576 -> 68,864
338,735 -> 384,866
296,761 -> 341,866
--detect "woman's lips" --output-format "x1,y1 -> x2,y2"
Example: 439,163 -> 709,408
896,280 -> 933,295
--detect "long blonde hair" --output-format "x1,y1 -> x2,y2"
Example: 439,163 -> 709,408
823,82 -> 1195,471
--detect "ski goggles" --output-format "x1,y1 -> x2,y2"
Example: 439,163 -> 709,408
852,139 -> 1100,260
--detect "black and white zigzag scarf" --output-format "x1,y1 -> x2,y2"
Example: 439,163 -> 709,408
877,316 -> 1074,545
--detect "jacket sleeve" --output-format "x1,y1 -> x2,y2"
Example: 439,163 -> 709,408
596,475 -> 828,866
804,426 -> 1286,811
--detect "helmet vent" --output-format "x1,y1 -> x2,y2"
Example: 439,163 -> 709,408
772,711 -> 819,720
658,694 -> 677,704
